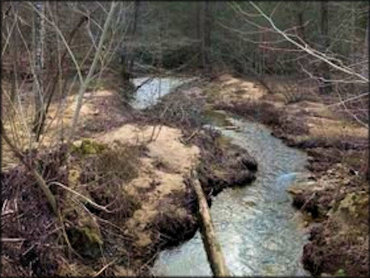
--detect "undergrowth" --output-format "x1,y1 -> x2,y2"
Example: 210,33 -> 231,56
1,139 -> 145,276
215,100 -> 309,136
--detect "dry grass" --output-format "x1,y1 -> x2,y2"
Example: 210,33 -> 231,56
215,100 -> 309,136
262,75 -> 320,104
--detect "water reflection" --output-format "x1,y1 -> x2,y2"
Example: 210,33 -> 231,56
131,77 -> 191,109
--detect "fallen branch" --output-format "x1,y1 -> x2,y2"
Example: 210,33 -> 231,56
182,129 -> 199,144
133,77 -> 153,93
49,181 -> 112,213
190,169 -> 230,277
93,258 -> 118,277
1,238 -> 25,243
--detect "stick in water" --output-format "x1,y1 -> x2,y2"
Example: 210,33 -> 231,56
190,169 -> 230,277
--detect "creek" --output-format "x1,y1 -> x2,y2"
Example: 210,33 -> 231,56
131,77 -> 310,276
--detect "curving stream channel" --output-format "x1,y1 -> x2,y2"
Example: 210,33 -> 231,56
132,77 -> 310,276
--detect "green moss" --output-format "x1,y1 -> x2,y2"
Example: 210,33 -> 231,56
80,226 -> 103,246
67,226 -> 103,259
335,269 -> 346,276
65,207 -> 104,259
71,139 -> 106,156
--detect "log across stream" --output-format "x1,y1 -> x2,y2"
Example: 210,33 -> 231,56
132,77 -> 311,276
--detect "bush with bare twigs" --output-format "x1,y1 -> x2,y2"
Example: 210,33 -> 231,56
1,139 -> 147,276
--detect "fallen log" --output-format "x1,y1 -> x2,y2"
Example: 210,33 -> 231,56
190,169 -> 230,277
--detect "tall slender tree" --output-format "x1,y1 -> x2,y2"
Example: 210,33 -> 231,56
32,1 -> 46,138
319,1 -> 332,94
201,0 -> 212,72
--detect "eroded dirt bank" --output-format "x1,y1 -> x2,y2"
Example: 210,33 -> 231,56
1,83 -> 257,276
201,74 -> 369,277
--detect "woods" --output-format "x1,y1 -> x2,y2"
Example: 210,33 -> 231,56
1,1 -> 369,277
2,1 -> 368,142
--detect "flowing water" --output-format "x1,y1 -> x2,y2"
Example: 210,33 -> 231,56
131,77 -> 193,109
132,77 -> 310,276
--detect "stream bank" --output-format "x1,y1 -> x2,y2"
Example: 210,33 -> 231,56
1,76 -> 257,276
152,111 -> 310,276
204,74 -> 369,277
2,74 -> 367,277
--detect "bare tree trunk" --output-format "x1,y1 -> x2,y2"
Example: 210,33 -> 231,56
364,5 -> 369,59
36,11 -> 89,141
190,170 -> 230,277
296,2 -> 306,41
319,1 -> 332,94
121,1 -> 140,82
363,5 -> 369,80
128,1 -> 140,74
10,5 -> 19,112
69,1 -> 117,141
201,1 -> 212,73
350,2 -> 356,55
157,11 -> 164,70
195,2 -> 202,67
10,58 -> 18,109
32,1 -> 46,138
